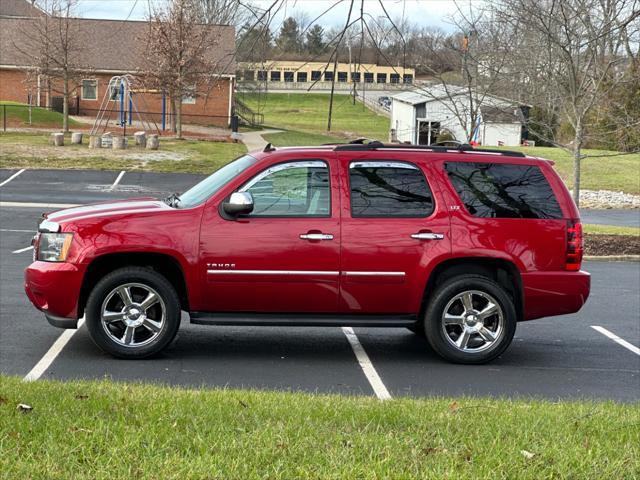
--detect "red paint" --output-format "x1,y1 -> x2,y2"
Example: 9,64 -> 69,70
25,147 -> 590,323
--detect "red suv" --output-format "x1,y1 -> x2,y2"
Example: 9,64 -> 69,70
25,143 -> 590,363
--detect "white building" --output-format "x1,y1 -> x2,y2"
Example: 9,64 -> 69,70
390,87 -> 527,146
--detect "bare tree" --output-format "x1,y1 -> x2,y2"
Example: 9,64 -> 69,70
144,0 -> 223,139
15,0 -> 85,132
493,0 -> 640,206
195,0 -> 246,25
404,6 -> 520,145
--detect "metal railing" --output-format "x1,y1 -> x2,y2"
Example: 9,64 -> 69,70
233,98 -> 264,126
0,103 -> 232,135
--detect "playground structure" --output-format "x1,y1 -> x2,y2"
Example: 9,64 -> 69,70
90,75 -> 160,137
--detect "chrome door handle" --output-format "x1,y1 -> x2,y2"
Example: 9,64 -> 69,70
411,232 -> 444,240
300,233 -> 334,241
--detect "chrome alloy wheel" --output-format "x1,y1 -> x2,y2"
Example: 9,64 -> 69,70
100,283 -> 166,348
441,290 -> 504,353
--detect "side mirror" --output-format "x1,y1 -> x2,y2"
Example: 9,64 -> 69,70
223,192 -> 254,217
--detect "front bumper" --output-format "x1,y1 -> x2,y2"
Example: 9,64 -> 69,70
45,312 -> 79,329
521,270 -> 591,320
24,261 -> 85,327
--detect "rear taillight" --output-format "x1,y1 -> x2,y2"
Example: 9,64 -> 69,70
566,219 -> 583,271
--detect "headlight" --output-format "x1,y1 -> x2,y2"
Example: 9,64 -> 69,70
37,233 -> 73,262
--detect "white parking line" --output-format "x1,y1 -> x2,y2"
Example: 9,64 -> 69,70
0,229 -> 34,233
0,201 -> 80,209
24,318 -> 85,382
12,246 -> 33,254
0,169 -> 26,188
592,326 -> 640,356
342,327 -> 392,400
109,170 -> 126,191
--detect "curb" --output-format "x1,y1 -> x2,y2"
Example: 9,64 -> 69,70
584,255 -> 640,262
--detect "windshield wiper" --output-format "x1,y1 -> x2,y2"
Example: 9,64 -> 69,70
163,192 -> 181,208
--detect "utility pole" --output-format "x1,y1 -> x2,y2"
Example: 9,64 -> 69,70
348,43 -> 356,106
327,56 -> 339,131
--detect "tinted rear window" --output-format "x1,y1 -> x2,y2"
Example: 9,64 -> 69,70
349,162 -> 434,217
444,162 -> 562,219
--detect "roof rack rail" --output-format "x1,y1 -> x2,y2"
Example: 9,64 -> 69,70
333,142 -> 525,158
322,138 -> 381,146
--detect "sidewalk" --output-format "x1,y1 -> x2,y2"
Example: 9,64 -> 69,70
240,129 -> 283,152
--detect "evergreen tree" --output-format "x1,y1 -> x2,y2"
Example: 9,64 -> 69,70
275,17 -> 301,54
305,24 -> 325,55
237,22 -> 272,62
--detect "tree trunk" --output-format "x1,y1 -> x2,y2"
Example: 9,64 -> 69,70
572,121 -> 583,207
170,97 -> 177,134
62,74 -> 69,133
176,100 -> 182,139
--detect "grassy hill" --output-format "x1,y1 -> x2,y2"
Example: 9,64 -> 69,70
0,101 -> 79,129
241,92 -> 389,140
500,146 -> 640,194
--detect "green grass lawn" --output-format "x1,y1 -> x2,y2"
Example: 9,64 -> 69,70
262,129 -> 345,146
583,224 -> 639,236
1,376 -> 638,479
242,92 -> 389,140
500,146 -> 640,194
0,101 -> 79,129
0,132 -> 246,174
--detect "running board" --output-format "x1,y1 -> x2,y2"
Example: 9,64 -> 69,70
189,312 -> 418,327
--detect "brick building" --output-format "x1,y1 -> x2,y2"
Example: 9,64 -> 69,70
0,0 -> 236,128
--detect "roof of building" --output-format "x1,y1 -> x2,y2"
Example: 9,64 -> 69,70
0,14 -> 235,74
391,90 -> 437,106
392,86 -> 485,105
480,106 -> 525,124
0,0 -> 45,18
391,87 -> 529,121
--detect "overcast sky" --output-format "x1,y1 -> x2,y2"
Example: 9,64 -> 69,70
75,0 -> 477,30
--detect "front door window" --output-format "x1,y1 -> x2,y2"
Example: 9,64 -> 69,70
240,161 -> 330,217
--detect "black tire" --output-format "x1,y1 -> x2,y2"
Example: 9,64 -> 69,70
423,274 -> 516,364
85,267 -> 181,359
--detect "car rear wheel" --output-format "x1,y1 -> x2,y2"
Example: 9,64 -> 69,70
85,267 -> 181,359
424,275 -> 516,364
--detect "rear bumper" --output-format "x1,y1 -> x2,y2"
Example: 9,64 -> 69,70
24,261 -> 84,326
521,270 -> 591,320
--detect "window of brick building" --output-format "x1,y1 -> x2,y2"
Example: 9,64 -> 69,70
81,79 -> 97,100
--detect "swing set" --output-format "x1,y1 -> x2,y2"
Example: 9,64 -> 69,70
90,75 -> 160,136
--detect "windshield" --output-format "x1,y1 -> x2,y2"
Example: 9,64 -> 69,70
177,155 -> 257,208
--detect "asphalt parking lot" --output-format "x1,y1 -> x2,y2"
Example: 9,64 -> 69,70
1,168 -> 638,401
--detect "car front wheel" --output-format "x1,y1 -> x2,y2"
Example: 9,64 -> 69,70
424,275 -> 516,364
85,267 -> 181,359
